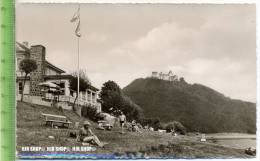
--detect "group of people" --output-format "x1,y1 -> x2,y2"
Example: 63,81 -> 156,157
77,111 -> 146,147
77,111 -> 127,147
119,112 -> 142,133
130,120 -> 142,133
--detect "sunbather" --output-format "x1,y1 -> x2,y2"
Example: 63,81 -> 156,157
78,121 -> 104,147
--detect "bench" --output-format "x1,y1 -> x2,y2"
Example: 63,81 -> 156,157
41,113 -> 72,128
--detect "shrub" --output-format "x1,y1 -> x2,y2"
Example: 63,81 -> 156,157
165,121 -> 187,135
81,105 -> 103,122
140,117 -> 164,131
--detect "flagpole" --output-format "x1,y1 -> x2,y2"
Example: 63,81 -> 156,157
77,5 -> 80,107
77,34 -> 79,106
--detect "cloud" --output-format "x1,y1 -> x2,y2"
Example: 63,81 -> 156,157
86,32 -> 107,43
183,58 -> 255,101
17,4 -> 256,102
100,11 -> 256,102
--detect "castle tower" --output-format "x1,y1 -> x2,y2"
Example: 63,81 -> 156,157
168,70 -> 173,81
29,45 -> 46,96
168,70 -> 173,76
152,71 -> 158,78
159,72 -> 163,79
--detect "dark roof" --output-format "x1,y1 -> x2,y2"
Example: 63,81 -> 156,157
87,85 -> 99,92
44,74 -> 73,80
16,76 -> 30,81
16,42 -> 30,54
45,61 -> 65,73
44,74 -> 99,91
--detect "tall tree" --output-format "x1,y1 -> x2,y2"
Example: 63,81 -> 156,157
69,70 -> 91,111
99,80 -> 143,120
19,58 -> 37,102
99,80 -> 122,113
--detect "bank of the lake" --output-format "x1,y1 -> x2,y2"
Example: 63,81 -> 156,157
205,133 -> 256,149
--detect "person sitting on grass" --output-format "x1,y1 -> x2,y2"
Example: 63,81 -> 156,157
131,120 -> 137,132
171,129 -> 177,136
131,120 -> 142,133
78,121 -> 104,147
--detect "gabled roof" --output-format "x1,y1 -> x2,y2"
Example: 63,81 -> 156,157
16,42 -> 30,54
45,61 -> 65,74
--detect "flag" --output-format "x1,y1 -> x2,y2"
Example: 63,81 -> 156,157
70,8 -> 79,22
75,21 -> 81,37
71,7 -> 81,37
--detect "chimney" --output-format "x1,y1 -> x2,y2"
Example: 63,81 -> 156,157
29,45 -> 46,97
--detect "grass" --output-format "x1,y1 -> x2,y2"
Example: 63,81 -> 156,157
16,101 -> 253,159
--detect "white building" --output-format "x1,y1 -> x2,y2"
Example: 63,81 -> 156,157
16,42 -> 101,114
151,70 -> 178,82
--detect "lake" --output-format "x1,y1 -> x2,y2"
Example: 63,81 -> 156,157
206,133 -> 256,149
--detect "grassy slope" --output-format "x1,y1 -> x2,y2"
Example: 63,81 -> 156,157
17,101 -> 252,158
123,78 -> 256,133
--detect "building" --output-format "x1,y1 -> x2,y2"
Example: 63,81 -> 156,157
16,42 -> 101,114
151,70 -> 178,82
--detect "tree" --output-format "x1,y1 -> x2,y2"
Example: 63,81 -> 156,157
165,121 -> 187,134
69,70 -> 91,111
179,77 -> 187,84
99,80 -> 122,113
99,80 -> 143,121
71,69 -> 91,85
120,95 -> 143,121
19,58 -> 37,102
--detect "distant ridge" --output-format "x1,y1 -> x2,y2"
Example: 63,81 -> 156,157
123,78 -> 256,133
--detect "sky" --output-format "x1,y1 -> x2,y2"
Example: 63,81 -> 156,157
16,4 -> 256,102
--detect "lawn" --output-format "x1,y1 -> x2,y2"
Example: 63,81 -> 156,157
16,101 -> 253,159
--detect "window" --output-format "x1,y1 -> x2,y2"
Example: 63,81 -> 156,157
60,89 -> 65,95
70,90 -> 74,96
16,58 -> 22,71
18,82 -> 23,94
59,82 -> 65,88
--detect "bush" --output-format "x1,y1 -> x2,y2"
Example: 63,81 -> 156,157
99,80 -> 143,121
140,117 -> 164,131
81,105 -> 103,122
165,121 -> 187,135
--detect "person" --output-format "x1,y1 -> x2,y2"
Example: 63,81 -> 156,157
119,112 -> 126,133
131,120 -> 142,133
78,121 -> 104,147
171,129 -> 177,137
131,120 -> 137,132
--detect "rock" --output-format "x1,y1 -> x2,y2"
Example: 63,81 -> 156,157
245,147 -> 256,156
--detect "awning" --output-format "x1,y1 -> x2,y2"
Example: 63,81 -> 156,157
38,82 -> 60,89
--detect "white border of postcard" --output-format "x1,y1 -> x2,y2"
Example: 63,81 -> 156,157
16,0 -> 259,161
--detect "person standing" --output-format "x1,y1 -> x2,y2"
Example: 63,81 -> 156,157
119,112 -> 126,133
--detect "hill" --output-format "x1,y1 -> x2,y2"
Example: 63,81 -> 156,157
16,101 -> 252,159
123,78 -> 256,133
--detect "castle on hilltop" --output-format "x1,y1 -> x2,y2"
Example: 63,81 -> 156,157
151,70 -> 178,82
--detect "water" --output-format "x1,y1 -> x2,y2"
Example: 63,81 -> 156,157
206,133 -> 256,149
215,139 -> 256,149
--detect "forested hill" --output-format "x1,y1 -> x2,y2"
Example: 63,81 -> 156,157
123,78 -> 256,133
